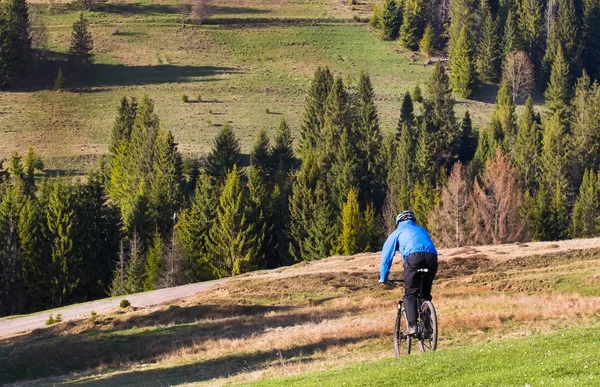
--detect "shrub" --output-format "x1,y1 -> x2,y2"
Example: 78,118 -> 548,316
89,311 -> 98,323
182,94 -> 189,103
265,108 -> 270,114
370,4 -> 382,29
45,314 -> 55,325
120,299 -> 131,308
55,313 -> 63,322
349,0 -> 357,5
197,94 -> 202,102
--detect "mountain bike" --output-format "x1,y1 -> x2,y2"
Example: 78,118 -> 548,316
385,268 -> 438,356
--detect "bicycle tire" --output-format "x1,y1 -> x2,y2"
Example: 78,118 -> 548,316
394,304 -> 412,357
418,300 -> 438,352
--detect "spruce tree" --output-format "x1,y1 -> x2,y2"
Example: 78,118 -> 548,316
493,79 -> 517,144
399,0 -> 424,50
336,188 -> 363,255
571,169 -> 600,237
449,24 -> 476,98
363,202 -> 381,252
0,0 -> 31,82
144,230 -> 165,291
175,173 -> 218,281
556,0 -> 582,77
412,84 -> 423,102
457,111 -> 478,164
398,91 -> 415,134
571,73 -> 600,184
271,118 -> 296,183
419,24 -> 436,56
23,146 -> 43,195
208,166 -> 254,276
250,129 -> 272,173
69,12 -> 94,65
380,0 -> 400,40
205,123 -> 241,182
512,95 -> 542,190
544,44 -> 571,121
583,0 -> 600,79
517,0 -> 543,66
477,2 -> 500,82
246,165 -> 274,269
501,10 -> 521,63
109,97 -> 137,157
388,123 -> 415,210
299,67 -> 333,156
123,232 -> 145,294
468,118 -> 500,179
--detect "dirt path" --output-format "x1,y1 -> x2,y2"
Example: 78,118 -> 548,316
0,280 -> 225,338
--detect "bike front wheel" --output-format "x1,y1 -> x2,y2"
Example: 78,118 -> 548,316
394,305 -> 412,357
418,300 -> 438,352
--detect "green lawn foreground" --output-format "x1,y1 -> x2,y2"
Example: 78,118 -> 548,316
247,326 -> 600,386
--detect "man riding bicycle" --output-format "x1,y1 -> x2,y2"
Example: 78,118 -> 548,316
379,210 -> 438,336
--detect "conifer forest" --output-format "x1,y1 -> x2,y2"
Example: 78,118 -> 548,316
2,0 -> 600,317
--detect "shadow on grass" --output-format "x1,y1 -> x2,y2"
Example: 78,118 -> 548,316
8,53 -> 242,92
68,332 -> 383,386
0,302 -> 364,384
95,2 -> 179,15
210,5 -> 272,15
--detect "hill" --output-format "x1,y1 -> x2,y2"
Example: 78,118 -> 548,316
0,0 -> 500,172
1,238 -> 600,385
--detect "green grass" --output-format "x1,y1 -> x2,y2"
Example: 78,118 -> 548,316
0,0 -> 503,171
247,325 -> 600,387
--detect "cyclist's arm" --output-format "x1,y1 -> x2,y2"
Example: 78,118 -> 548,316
379,231 -> 399,283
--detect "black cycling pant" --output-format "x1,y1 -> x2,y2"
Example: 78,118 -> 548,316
403,252 -> 438,326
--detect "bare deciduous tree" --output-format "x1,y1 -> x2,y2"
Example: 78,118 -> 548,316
429,162 -> 471,248
192,0 -> 211,26
469,148 -> 526,245
503,51 -> 535,102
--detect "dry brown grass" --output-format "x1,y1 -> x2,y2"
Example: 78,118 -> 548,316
3,241 -> 600,386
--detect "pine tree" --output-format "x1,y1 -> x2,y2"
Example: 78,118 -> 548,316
493,79 -> 517,144
109,97 -> 137,157
69,12 -> 94,65
250,129 -> 272,174
412,84 -> 423,102
468,117 -> 500,179
7,152 -> 24,182
0,0 -> 31,82
144,230 -> 165,291
411,179 -> 436,230
583,0 -> 600,79
53,67 -> 65,91
208,166 -> 254,276
271,118 -> 296,183
363,202 -> 381,252
477,2 -> 500,82
449,24 -> 476,98
109,241 -> 126,297
388,123 -> 415,210
246,165 -> 274,269
175,173 -> 217,281
457,111 -> 478,164
205,123 -> 241,182
449,0 -> 476,49
571,169 -> 600,237
399,0 -> 424,50
544,44 -> 571,121
381,0 -> 400,40
299,67 -> 333,155
517,0 -> 544,66
123,232 -> 145,294
336,188 -> 363,255
556,0 -> 582,77
419,24 -> 436,56
23,146 -> 43,195
512,95 -> 542,190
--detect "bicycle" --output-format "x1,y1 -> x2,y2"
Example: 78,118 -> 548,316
385,268 -> 438,356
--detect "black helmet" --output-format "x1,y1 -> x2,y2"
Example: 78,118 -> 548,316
396,210 -> 416,226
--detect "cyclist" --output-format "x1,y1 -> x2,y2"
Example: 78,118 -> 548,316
379,210 -> 438,336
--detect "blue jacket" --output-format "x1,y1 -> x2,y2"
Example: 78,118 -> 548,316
379,220 -> 437,282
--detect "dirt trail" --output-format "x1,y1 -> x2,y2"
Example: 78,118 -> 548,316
0,280 -> 224,338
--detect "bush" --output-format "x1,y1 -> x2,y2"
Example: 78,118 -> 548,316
89,311 -> 98,323
197,94 -> 202,102
349,0 -> 357,4
120,299 -> 131,308
45,314 -> 55,325
55,313 -> 63,322
265,108 -> 270,114
370,4 -> 382,29
182,94 -> 189,103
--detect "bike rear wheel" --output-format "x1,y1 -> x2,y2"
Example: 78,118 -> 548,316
394,304 -> 412,356
418,300 -> 438,352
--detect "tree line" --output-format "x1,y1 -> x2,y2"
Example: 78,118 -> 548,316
371,0 -> 600,98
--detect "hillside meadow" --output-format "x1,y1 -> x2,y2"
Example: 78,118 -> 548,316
2,239 -> 599,385
0,0 -> 503,172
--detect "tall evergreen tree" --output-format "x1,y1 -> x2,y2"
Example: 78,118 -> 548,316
336,188 -> 363,255
582,0 -> 600,79
23,146 -> 43,195
205,123 -> 241,182
109,97 -> 137,157
0,0 -> 31,84
571,73 -> 600,185
144,230 -> 165,291
399,0 -> 424,50
556,0 -> 582,77
571,169 -> 600,237
517,0 -> 544,66
469,117 -> 501,179
380,0 -> 401,40
449,24 -> 476,98
512,95 -> 542,190
419,24 -> 436,55
69,12 -> 94,65
398,91 -> 415,133
493,79 -> 517,144
246,165 -> 274,269
208,166 -> 254,276
123,232 -> 145,294
388,123 -> 415,211
501,10 -> 521,63
299,67 -> 333,156
250,129 -> 272,173
477,1 -> 500,82
544,44 -> 571,121
457,110 -> 478,164
271,118 -> 296,183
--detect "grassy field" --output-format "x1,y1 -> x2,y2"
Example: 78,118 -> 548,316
1,240 -> 600,385
0,0 -> 503,172
247,326 -> 600,386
